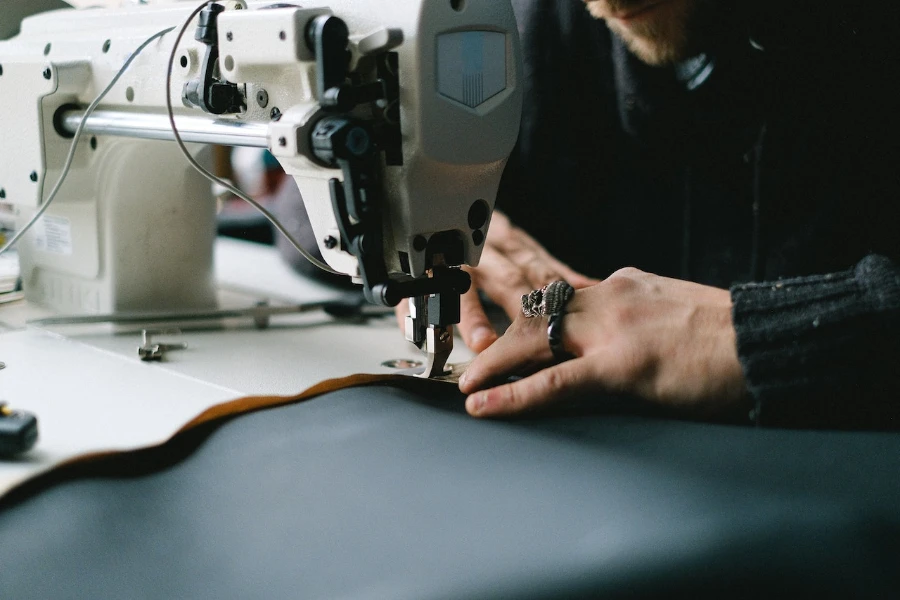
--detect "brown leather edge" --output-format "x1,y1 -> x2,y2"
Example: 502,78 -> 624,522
0,372 -> 459,509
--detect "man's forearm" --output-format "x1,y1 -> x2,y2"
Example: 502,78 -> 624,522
731,254 -> 900,429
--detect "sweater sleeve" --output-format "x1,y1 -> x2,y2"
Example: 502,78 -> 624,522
730,254 -> 900,429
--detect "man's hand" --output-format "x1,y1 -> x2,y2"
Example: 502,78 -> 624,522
459,267 -> 750,420
394,211 -> 598,352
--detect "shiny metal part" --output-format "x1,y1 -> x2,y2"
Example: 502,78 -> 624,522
405,294 -> 455,378
381,358 -> 423,370
418,324 -> 453,378
404,296 -> 428,348
138,329 -> 188,362
61,109 -> 269,148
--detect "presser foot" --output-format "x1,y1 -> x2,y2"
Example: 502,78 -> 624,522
417,324 -> 453,379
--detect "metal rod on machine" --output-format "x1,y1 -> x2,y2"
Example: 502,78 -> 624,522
60,109 -> 269,148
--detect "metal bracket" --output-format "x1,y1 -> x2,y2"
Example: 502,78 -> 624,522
138,329 -> 188,362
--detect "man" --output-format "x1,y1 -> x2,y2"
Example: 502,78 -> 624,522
447,0 -> 900,428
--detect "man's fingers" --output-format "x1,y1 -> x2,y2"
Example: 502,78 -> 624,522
457,287 -> 498,352
460,316 -> 553,393
549,262 -> 601,289
472,246 -> 535,319
522,248 -> 600,290
465,358 -> 597,417
485,218 -> 598,291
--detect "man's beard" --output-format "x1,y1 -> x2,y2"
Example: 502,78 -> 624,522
585,0 -> 708,66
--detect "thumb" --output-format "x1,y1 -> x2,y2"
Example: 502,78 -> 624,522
465,358 -> 596,417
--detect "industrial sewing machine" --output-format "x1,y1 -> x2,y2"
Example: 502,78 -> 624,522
0,0 -> 522,377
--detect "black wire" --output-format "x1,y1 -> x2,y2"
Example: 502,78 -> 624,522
163,0 -> 342,276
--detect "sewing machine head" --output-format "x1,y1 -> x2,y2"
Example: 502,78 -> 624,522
0,0 -> 522,376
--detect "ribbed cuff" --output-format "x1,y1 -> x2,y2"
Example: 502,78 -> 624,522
730,255 -> 900,429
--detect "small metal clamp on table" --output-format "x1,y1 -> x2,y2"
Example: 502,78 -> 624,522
138,329 -> 188,362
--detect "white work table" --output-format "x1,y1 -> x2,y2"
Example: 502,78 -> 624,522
0,237 -> 473,494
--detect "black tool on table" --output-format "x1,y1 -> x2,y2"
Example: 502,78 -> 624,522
0,402 -> 38,457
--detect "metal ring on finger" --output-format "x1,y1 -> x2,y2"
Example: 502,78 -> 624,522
521,286 -> 545,318
521,280 -> 576,361
545,280 -> 575,361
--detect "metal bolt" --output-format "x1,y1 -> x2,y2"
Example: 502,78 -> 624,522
256,89 -> 269,108
42,67 -> 51,80
324,236 -> 338,249
270,107 -> 282,121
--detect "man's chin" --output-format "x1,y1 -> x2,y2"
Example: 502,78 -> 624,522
608,22 -> 690,66
586,0 -> 699,66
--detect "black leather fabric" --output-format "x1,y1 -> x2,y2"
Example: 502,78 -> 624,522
0,385 -> 898,599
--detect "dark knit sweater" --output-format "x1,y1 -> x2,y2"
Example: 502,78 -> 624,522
733,255 -> 900,428
502,0 -> 900,428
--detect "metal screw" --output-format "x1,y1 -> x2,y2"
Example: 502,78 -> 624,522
323,236 -> 338,249
278,136 -> 287,147
42,67 -> 51,80
226,31 -> 233,41
270,107 -> 282,121
256,89 -> 269,108
439,331 -> 451,343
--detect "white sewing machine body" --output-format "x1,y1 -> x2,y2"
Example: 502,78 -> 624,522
0,0 -> 522,318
